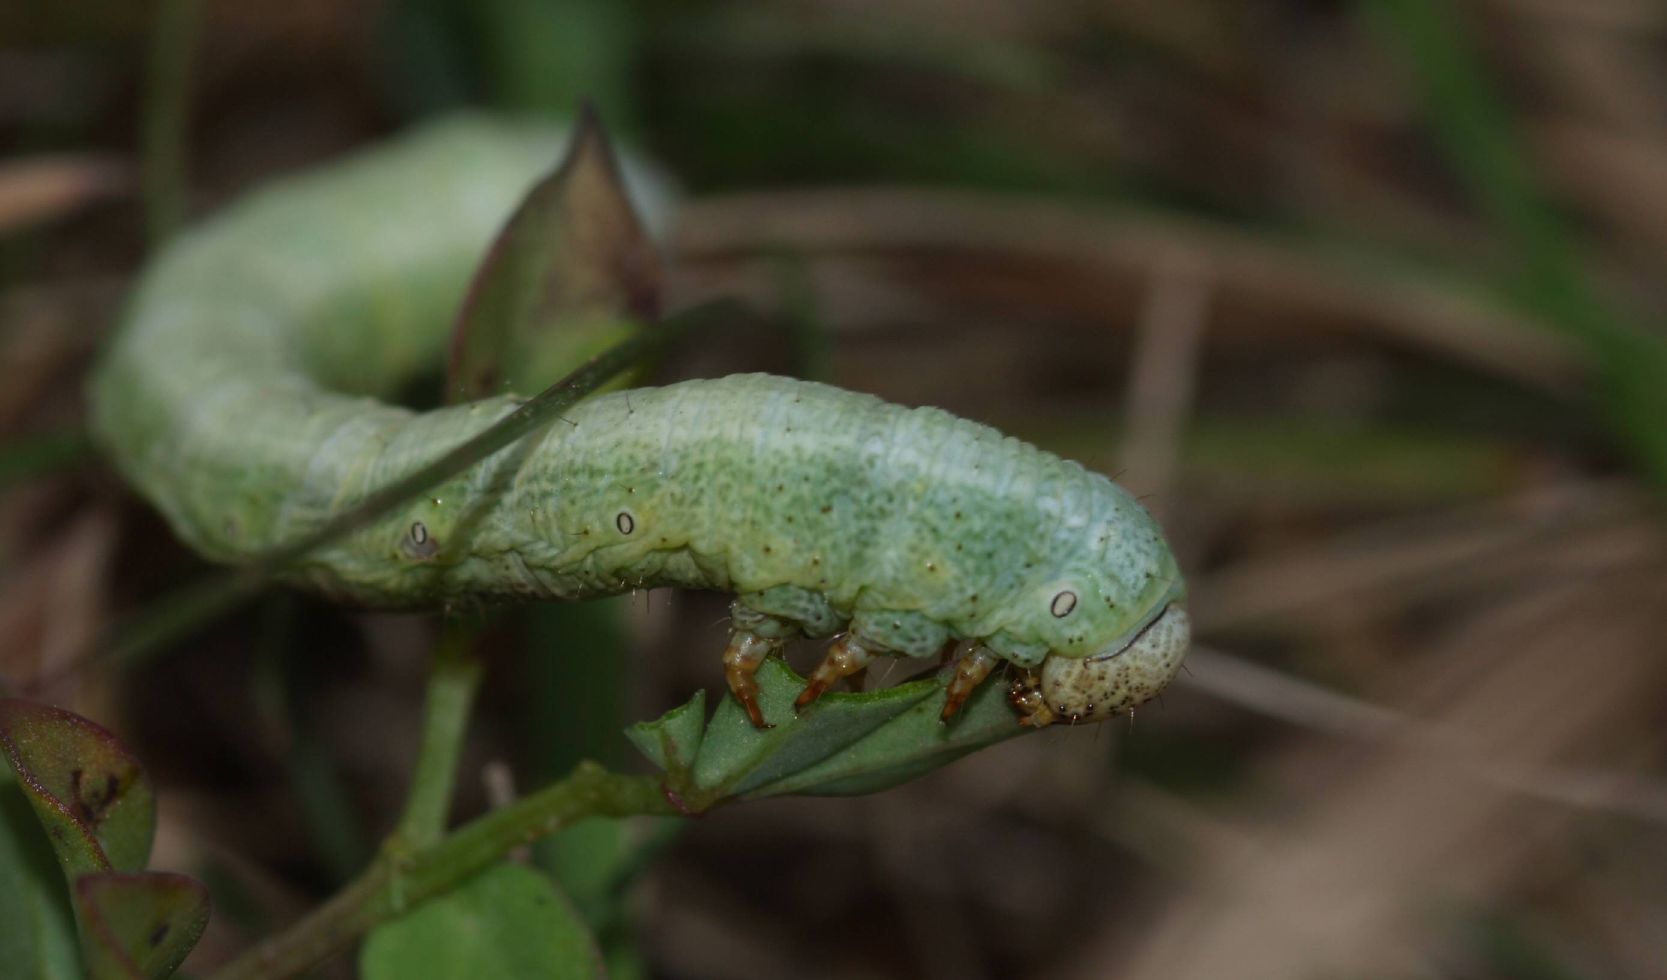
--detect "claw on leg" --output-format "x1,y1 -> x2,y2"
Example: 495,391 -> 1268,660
941,646 -> 999,722
723,631 -> 779,729
795,635 -> 875,711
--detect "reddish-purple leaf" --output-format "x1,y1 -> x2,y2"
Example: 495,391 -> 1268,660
75,872 -> 209,980
446,105 -> 663,404
0,699 -> 155,874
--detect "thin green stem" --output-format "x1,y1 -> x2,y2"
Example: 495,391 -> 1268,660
393,625 -> 485,848
142,0 -> 204,246
207,763 -> 678,980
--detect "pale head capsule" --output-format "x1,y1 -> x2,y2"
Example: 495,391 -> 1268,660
1010,604 -> 1190,726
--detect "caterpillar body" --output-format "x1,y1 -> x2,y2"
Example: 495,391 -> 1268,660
89,117 -> 1190,728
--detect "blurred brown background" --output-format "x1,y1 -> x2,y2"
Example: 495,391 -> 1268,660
3,1 -> 1667,977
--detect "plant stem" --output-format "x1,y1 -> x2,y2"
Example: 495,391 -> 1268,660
142,0 -> 203,245
393,625 -> 484,848
208,763 -> 678,980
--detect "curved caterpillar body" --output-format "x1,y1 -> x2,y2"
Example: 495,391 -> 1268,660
90,116 -> 1189,728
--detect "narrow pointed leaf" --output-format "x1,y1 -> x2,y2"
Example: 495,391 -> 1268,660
448,106 -> 662,403
0,699 -> 155,874
74,872 -> 209,980
702,659 -> 935,797
627,660 -> 1035,805
746,663 -> 1026,798
361,862 -> 602,980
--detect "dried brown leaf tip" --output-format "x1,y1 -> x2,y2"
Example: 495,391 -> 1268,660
447,104 -> 664,403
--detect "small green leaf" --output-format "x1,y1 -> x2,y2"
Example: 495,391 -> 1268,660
447,106 -> 662,403
0,767 -> 85,980
695,659 -> 932,798
623,689 -> 704,775
74,871 -> 210,980
753,662 -> 1025,798
626,659 -> 1031,807
361,862 -> 603,980
0,699 -> 156,874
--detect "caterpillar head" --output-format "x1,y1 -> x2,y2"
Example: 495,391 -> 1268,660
1008,603 -> 1190,726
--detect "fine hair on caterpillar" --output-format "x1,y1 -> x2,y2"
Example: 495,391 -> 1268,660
89,115 -> 1191,729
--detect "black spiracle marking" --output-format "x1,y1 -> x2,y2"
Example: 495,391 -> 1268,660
616,511 -> 636,535
404,521 -> 439,560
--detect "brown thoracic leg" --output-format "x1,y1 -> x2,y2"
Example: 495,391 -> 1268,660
723,631 -> 779,729
942,646 -> 1000,721
1009,670 -> 1057,728
795,635 -> 876,711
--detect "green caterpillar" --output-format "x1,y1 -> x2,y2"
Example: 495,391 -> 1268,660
89,116 -> 1189,728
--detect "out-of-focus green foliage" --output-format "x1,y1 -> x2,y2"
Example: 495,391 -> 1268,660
361,862 -> 603,980
1359,0 -> 1667,488
381,0 -> 636,125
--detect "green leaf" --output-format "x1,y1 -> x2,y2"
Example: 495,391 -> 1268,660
623,689 -> 704,775
756,660 -> 1025,797
695,659 -> 932,797
626,659 -> 1029,807
0,767 -> 85,980
361,862 -> 603,980
447,107 -> 661,403
378,0 -> 636,122
0,699 -> 156,874
74,872 -> 210,980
